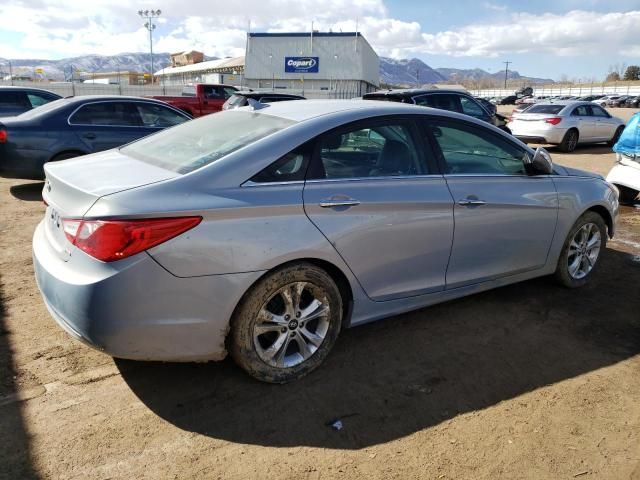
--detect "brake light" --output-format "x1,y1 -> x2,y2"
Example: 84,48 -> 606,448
62,216 -> 202,262
0,129 -> 7,143
545,117 -> 562,125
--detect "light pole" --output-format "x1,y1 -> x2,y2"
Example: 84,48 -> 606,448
503,60 -> 511,89
138,9 -> 161,82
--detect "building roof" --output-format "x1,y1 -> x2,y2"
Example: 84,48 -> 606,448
155,56 -> 244,76
249,32 -> 362,38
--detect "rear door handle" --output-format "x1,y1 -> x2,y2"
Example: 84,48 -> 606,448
83,133 -> 97,140
458,198 -> 486,206
319,197 -> 361,208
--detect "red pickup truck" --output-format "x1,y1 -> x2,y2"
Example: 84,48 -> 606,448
151,84 -> 239,117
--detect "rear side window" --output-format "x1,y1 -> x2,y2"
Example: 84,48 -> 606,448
427,119 -> 528,175
309,121 -> 424,179
527,104 -> 564,114
134,103 -> 188,127
571,106 -> 590,116
250,144 -> 311,183
0,91 -> 30,109
69,102 -> 141,126
414,94 -> 461,113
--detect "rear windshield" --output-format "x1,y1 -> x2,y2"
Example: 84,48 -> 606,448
121,111 -> 297,174
525,104 -> 564,114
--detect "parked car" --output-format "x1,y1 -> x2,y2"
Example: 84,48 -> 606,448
0,96 -> 191,179
607,112 -> 640,204
594,96 -> 619,107
609,95 -> 632,108
151,84 -> 239,117
513,104 -> 533,114
33,100 -> 619,383
362,88 -> 511,133
222,91 -> 306,110
475,97 -> 497,115
499,95 -> 518,105
623,96 -> 640,108
509,101 -> 626,152
0,86 -> 61,117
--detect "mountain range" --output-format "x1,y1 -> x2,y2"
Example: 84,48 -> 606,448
0,52 -> 554,86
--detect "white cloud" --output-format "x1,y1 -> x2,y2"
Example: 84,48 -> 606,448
0,0 -> 639,63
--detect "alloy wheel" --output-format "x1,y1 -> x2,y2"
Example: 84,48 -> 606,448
567,222 -> 601,280
253,282 -> 331,368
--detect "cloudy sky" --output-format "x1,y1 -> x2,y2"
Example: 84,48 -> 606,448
1,0 -> 639,80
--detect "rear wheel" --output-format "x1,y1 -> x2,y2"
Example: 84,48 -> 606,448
617,185 -> 639,205
559,129 -> 579,153
229,263 -> 343,383
607,126 -> 625,147
555,212 -> 607,288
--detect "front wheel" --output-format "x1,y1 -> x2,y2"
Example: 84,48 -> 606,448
555,212 -> 607,288
228,263 -> 343,383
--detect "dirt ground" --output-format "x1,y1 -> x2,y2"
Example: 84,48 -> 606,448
1,108 -> 640,480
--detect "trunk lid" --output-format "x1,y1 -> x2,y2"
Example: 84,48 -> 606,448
42,148 -> 179,261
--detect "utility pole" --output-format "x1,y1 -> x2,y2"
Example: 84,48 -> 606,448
416,68 -> 420,87
138,9 -> 161,82
503,61 -> 511,89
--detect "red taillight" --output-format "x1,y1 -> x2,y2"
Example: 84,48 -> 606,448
62,217 -> 202,262
545,117 -> 562,125
0,129 -> 7,143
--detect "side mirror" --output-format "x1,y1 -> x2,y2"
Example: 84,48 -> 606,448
528,147 -> 553,175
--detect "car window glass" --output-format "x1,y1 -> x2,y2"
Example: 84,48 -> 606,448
414,94 -> 461,113
591,105 -> 609,117
223,87 -> 237,98
459,96 -> 487,119
312,122 -> 423,179
0,91 -> 30,108
203,86 -> 222,99
250,146 -> 310,183
27,93 -> 54,108
527,104 -> 563,114
135,103 -> 188,127
429,120 -> 528,175
69,102 -> 141,126
571,106 -> 590,116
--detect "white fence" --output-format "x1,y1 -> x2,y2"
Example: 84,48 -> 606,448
471,84 -> 640,98
0,80 -> 362,99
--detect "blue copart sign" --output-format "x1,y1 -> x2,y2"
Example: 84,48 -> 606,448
285,57 -> 319,73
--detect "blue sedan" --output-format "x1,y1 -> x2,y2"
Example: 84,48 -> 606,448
0,95 -> 191,179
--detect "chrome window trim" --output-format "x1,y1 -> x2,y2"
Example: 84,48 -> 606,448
67,99 -> 190,128
242,180 -> 305,187
305,174 -> 444,184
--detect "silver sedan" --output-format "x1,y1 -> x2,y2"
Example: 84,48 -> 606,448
509,101 -> 625,152
33,100 -> 619,383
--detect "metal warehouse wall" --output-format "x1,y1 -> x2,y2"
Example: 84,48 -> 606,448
245,33 -> 379,87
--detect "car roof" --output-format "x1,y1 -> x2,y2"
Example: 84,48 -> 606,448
242,98 -> 469,122
0,85 -> 61,96
232,91 -> 304,99
61,95 -> 171,104
365,88 -> 471,97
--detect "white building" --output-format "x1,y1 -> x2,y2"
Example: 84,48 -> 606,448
244,32 -> 379,98
154,57 -> 245,86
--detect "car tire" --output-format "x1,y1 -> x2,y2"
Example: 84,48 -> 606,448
228,262 -> 343,383
554,212 -> 607,288
607,126 -> 625,147
559,129 -> 579,153
617,185 -> 639,205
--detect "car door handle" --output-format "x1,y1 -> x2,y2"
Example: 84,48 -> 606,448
458,198 -> 486,206
319,198 -> 361,208
83,133 -> 97,140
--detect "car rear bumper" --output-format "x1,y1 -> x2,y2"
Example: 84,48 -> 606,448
511,126 -> 567,145
33,221 -> 265,362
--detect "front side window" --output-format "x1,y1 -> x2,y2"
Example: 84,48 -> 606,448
591,105 -> 610,118
309,121 -> 424,179
135,103 -> 189,127
121,111 -> 296,174
428,120 -> 528,175
27,93 -> 55,108
0,91 -> 30,108
459,96 -> 488,119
